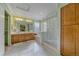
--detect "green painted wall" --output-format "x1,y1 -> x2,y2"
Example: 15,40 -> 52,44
5,11 -> 10,45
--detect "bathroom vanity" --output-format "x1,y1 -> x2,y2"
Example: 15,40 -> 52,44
11,32 -> 36,44
11,16 -> 36,44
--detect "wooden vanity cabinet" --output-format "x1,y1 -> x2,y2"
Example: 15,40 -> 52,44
11,33 -> 36,44
11,35 -> 19,44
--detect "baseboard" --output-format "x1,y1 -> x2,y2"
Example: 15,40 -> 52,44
42,42 -> 60,56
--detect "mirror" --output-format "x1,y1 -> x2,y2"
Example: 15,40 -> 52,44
12,16 -> 34,33
20,24 -> 25,31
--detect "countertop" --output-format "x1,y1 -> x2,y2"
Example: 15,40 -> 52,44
11,32 -> 36,35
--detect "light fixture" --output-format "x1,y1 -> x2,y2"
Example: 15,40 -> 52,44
16,18 -> 23,21
26,20 -> 32,23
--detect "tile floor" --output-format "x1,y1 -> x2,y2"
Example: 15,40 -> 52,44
5,40 -> 57,56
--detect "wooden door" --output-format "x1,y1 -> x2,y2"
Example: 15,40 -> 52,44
61,4 -> 76,56
62,25 -> 75,56
76,4 -> 79,24
62,4 -> 75,26
76,25 -> 79,55
75,3 -> 79,56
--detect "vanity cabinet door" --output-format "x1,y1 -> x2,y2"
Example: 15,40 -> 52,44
19,34 -> 23,42
11,35 -> 19,44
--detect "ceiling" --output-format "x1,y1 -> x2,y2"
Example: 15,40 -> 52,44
7,3 -> 57,20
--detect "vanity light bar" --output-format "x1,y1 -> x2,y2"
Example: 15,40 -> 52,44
26,20 -> 32,22
16,18 -> 23,21
15,17 -> 32,22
